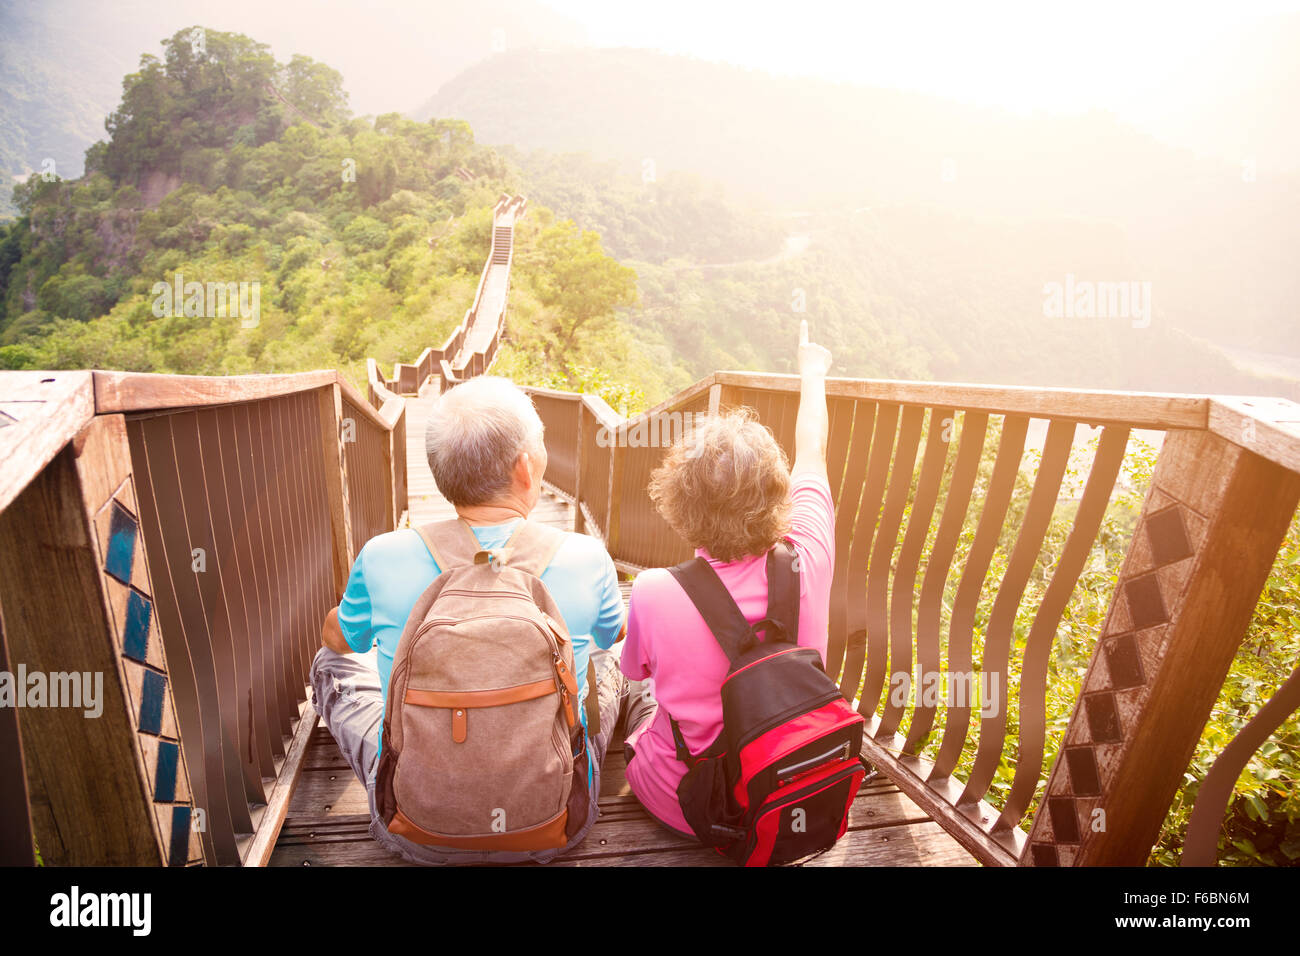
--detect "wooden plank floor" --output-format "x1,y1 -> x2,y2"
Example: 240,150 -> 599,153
402,383 -> 456,528
269,716 -> 977,866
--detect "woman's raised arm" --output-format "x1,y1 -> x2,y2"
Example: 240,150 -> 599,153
792,319 -> 832,480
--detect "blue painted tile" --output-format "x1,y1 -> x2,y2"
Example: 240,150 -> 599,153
105,503 -> 137,585
154,740 -> 179,802
122,591 -> 152,663
139,669 -> 166,735
169,806 -> 191,866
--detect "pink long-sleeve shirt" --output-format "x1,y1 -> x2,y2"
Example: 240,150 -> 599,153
619,472 -> 837,834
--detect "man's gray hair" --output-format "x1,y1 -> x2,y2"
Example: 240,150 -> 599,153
424,376 -> 545,506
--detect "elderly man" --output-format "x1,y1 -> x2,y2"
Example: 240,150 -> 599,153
311,376 -> 626,864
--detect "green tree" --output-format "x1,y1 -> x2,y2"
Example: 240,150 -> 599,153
277,54 -> 349,126
526,219 -> 638,369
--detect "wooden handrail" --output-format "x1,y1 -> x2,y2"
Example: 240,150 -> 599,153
0,368 -> 405,866
0,371 -> 95,513
3,362 -> 1298,867
365,358 -> 402,411
93,369 -> 339,412
521,369 -> 1300,866
443,196 -> 525,384
715,371 -> 1209,429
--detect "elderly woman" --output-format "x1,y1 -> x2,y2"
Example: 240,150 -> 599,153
618,321 -> 836,838
313,376 -> 625,864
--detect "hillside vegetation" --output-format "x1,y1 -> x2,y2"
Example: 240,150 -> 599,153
508,145 -> 1297,399
0,28 -> 668,402
424,47 -> 1300,382
0,0 -> 591,219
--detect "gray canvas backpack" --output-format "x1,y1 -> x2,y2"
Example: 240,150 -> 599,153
374,517 -> 594,853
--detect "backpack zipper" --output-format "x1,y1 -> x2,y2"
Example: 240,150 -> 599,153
435,588 -> 539,601
412,613 -> 563,645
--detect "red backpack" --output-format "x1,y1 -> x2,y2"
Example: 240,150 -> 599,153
665,540 -> 873,866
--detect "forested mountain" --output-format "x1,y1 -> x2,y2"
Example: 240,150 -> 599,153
0,0 -> 586,218
0,29 -> 669,402
4,23 -> 1297,405
420,46 -> 1300,391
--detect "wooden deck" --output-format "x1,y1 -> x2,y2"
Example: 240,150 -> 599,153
269,715 -> 977,866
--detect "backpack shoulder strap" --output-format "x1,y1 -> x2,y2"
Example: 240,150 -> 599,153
758,538 -> 801,645
667,540 -> 802,663
415,517 -> 567,578
413,518 -> 481,571
496,519 -> 567,578
667,557 -> 754,663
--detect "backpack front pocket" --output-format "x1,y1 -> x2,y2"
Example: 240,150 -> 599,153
395,682 -> 568,839
739,759 -> 865,866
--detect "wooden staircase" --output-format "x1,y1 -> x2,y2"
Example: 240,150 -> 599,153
490,226 -> 512,264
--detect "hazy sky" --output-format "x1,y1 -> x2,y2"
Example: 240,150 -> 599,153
538,0 -> 1300,116
11,0 -> 1296,177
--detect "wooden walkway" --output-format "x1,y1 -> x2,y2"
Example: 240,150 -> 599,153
401,381 -> 573,530
270,725 -> 977,866
268,385 -> 978,866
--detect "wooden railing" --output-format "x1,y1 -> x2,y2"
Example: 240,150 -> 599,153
371,194 -> 526,401
522,371 -> 1300,866
0,369 -> 405,866
3,360 -> 1297,867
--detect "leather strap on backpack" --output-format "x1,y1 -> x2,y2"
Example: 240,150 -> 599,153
415,516 -> 566,577
413,517 -> 478,571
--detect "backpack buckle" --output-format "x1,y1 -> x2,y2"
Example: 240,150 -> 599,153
473,548 -> 512,572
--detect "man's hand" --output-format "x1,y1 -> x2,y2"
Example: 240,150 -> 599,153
797,319 -> 832,379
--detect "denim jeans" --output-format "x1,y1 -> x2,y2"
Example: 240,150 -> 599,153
308,643 -> 627,865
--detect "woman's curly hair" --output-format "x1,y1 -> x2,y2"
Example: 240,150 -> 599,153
648,407 -> 791,563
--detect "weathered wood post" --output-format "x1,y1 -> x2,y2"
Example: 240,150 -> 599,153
319,383 -> 354,598
573,398 -> 587,534
605,428 -> 626,562
0,414 -> 203,865
1023,428 -> 1300,865
0,609 -> 35,865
